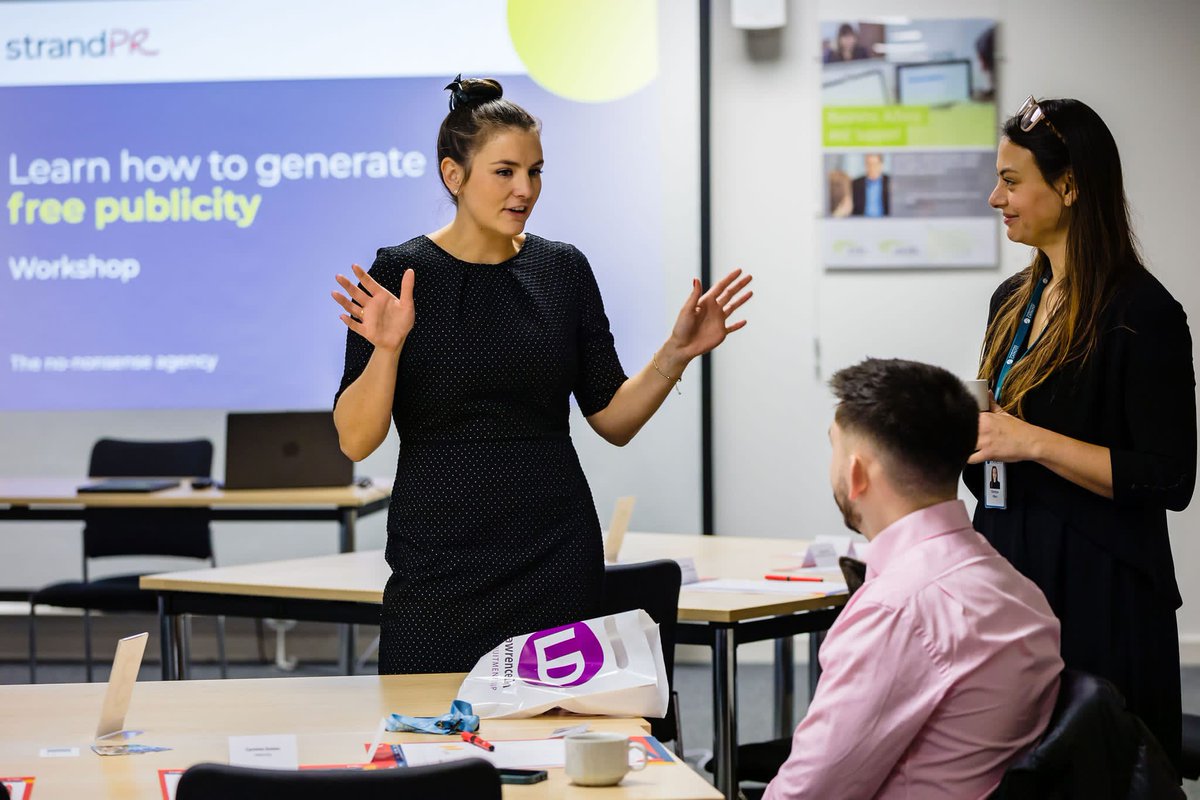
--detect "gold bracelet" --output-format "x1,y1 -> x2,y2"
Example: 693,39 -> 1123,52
652,355 -> 682,396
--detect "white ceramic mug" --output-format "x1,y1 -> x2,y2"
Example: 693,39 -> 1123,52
964,379 -> 991,411
564,732 -> 649,787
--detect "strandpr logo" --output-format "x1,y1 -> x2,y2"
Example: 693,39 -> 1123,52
517,622 -> 604,687
5,29 -> 158,61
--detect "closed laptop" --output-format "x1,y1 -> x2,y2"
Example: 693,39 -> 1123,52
224,411 -> 352,490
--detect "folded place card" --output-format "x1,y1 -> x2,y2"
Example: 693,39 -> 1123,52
796,535 -> 869,568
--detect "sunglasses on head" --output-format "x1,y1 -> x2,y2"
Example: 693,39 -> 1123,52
1016,95 -> 1067,144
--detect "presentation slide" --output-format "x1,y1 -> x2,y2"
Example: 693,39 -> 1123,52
1,0 -> 669,411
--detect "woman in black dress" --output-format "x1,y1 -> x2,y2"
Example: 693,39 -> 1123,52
329,77 -> 752,675
965,96 -> 1195,770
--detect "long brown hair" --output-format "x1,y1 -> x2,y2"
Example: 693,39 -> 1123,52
980,98 -> 1144,414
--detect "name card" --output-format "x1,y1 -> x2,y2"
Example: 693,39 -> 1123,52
797,535 -> 869,568
675,556 -> 699,585
229,734 -> 299,770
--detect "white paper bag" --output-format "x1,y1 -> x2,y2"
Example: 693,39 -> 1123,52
457,609 -> 668,719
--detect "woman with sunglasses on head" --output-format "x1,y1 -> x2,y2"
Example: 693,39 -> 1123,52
965,96 -> 1195,770
330,76 -> 752,676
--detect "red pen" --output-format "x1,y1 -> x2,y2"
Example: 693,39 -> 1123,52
461,731 -> 495,751
764,574 -> 824,582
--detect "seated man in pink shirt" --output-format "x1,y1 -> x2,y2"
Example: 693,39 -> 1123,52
764,358 -> 1063,800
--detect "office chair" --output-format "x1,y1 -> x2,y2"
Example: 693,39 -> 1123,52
598,559 -> 685,757
175,759 -> 502,800
991,669 -> 1184,799
29,438 -> 227,682
1181,713 -> 1200,781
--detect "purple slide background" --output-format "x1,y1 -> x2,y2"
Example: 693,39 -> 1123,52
0,75 -> 663,410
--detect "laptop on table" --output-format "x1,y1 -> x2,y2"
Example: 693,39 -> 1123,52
223,411 -> 353,490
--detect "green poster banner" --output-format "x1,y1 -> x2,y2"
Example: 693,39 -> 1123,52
823,104 -> 996,148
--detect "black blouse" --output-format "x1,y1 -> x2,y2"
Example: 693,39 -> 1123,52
964,267 -> 1196,607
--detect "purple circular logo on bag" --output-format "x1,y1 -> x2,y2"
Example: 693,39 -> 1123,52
516,622 -> 604,687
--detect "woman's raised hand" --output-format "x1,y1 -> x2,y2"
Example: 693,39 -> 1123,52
331,264 -> 415,354
666,268 -> 753,361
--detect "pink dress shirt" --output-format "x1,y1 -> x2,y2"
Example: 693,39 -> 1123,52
764,500 -> 1062,800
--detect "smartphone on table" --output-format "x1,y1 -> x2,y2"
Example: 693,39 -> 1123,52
497,768 -> 548,784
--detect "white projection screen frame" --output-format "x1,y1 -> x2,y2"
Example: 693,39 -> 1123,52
0,1 -> 704,561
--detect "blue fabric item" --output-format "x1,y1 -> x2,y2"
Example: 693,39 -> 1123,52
864,177 -> 885,217
995,274 -> 1051,403
386,699 -> 479,735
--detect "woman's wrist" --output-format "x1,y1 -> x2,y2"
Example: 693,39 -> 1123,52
373,335 -> 407,360
654,343 -> 691,379
1026,423 -> 1053,465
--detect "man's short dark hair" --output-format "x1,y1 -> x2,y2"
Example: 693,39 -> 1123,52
829,358 -> 978,496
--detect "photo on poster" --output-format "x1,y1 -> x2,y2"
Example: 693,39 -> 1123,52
825,151 -> 996,219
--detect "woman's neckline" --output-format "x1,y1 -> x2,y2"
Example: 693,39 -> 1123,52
421,233 -> 535,266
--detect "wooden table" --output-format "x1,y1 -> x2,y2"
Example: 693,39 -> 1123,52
142,532 -> 847,800
0,476 -> 391,674
0,673 -> 721,799
0,477 -> 391,553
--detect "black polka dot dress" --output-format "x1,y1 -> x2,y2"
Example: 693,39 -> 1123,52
335,235 -> 627,674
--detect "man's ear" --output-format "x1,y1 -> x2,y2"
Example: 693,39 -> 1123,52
846,453 -> 870,501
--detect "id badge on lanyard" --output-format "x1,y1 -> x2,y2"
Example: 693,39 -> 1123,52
985,275 -> 1049,510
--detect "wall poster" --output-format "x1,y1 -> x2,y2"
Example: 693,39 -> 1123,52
820,18 -> 998,269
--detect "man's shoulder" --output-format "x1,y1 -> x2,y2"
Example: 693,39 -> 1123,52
861,530 -> 1057,656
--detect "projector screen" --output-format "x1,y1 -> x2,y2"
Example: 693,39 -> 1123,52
1,0 -> 682,414
0,0 -> 704,540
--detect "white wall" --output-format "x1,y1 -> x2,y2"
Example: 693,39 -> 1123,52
708,0 -> 1200,657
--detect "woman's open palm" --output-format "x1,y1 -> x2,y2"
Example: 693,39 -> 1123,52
331,264 -> 414,353
669,268 -> 753,359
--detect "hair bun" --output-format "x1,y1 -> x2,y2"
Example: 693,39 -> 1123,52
444,74 -> 503,112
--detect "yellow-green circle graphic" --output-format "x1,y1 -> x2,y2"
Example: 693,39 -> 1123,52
507,0 -> 657,103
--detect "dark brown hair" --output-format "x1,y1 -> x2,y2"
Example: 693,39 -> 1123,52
979,98 -> 1144,414
437,76 -> 540,204
831,358 -> 978,497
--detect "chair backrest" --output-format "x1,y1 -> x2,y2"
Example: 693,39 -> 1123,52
83,438 -> 214,560
990,669 -> 1184,799
838,556 -> 867,595
598,559 -> 682,744
176,759 -> 501,800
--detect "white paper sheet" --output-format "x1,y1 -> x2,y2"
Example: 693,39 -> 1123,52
228,734 -> 299,770
161,770 -> 182,800
400,738 -> 566,769
684,578 -> 848,596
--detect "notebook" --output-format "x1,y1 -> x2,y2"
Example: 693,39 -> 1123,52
77,478 -> 180,494
223,411 -> 353,490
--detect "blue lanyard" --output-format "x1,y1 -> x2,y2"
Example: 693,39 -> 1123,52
994,275 -> 1050,403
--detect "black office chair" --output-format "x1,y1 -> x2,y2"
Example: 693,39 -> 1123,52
598,559 -> 684,756
991,669 -> 1184,799
28,438 -> 227,682
1181,713 -> 1200,781
176,759 -> 501,800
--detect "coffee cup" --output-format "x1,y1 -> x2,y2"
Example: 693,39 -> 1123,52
564,732 -> 649,787
964,379 -> 991,411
